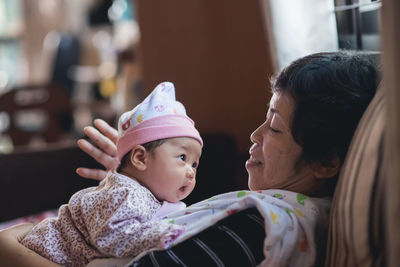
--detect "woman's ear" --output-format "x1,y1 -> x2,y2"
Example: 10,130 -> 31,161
129,145 -> 149,171
310,155 -> 341,179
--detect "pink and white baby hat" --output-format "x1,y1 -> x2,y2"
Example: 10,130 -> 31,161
116,82 -> 203,160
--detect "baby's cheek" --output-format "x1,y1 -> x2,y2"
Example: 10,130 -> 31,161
186,183 -> 196,197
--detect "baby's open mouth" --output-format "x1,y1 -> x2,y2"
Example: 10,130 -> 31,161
179,186 -> 187,192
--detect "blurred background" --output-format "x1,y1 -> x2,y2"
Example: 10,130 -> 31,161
0,0 -> 382,216
0,0 -> 140,151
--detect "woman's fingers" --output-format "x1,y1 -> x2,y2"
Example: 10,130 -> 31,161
76,119 -> 120,181
83,126 -> 118,157
77,139 -> 119,170
94,119 -> 119,145
76,168 -> 108,181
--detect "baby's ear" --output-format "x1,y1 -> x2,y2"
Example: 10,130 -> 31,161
310,155 -> 341,179
129,145 -> 148,171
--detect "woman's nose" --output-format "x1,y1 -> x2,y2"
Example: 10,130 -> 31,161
250,122 -> 265,144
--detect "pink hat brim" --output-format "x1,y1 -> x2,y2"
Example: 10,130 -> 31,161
117,115 -> 203,160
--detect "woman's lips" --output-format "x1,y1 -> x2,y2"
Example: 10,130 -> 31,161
245,155 -> 262,169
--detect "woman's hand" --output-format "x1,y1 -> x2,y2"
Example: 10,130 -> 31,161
0,223 -> 33,243
0,223 -> 60,267
76,119 -> 120,181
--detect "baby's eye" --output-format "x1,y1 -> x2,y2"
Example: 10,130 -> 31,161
192,162 -> 198,169
179,154 -> 186,161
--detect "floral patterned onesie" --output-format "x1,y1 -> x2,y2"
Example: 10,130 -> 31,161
21,171 -> 186,267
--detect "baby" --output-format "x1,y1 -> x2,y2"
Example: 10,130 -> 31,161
21,82 -> 203,267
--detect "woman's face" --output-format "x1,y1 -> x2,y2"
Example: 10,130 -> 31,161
246,92 -> 318,195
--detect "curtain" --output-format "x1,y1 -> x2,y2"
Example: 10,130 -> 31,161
259,0 -> 338,72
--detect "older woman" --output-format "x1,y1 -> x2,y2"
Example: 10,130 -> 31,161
0,51 -> 380,266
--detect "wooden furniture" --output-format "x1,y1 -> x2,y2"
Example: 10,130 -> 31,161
0,144 -> 99,222
0,84 -> 72,147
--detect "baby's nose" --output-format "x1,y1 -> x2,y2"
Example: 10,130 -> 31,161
186,167 -> 195,179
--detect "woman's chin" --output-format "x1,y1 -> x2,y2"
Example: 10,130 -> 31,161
246,167 -> 262,187
247,175 -> 260,191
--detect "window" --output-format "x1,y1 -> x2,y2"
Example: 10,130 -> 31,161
0,0 -> 24,93
334,0 -> 382,50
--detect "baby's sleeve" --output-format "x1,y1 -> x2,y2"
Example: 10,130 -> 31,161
92,212 -> 185,257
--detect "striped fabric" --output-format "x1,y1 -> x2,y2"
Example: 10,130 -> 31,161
324,86 -> 386,267
129,207 -> 266,267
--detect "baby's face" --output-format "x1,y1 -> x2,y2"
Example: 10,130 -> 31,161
139,137 -> 202,203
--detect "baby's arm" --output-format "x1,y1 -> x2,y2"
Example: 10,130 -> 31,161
73,178 -> 184,258
92,216 -> 184,257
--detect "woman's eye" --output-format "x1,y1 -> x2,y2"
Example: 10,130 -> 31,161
179,154 -> 186,161
269,126 -> 281,133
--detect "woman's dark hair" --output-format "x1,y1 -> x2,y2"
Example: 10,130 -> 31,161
272,51 -> 381,167
117,139 -> 166,172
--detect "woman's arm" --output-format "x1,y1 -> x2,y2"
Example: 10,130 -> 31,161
0,120 -> 119,266
0,223 -> 60,267
76,119 -> 120,181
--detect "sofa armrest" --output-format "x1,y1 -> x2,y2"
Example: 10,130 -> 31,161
0,144 -> 99,222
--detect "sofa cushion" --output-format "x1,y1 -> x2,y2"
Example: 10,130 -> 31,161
325,86 -> 386,266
